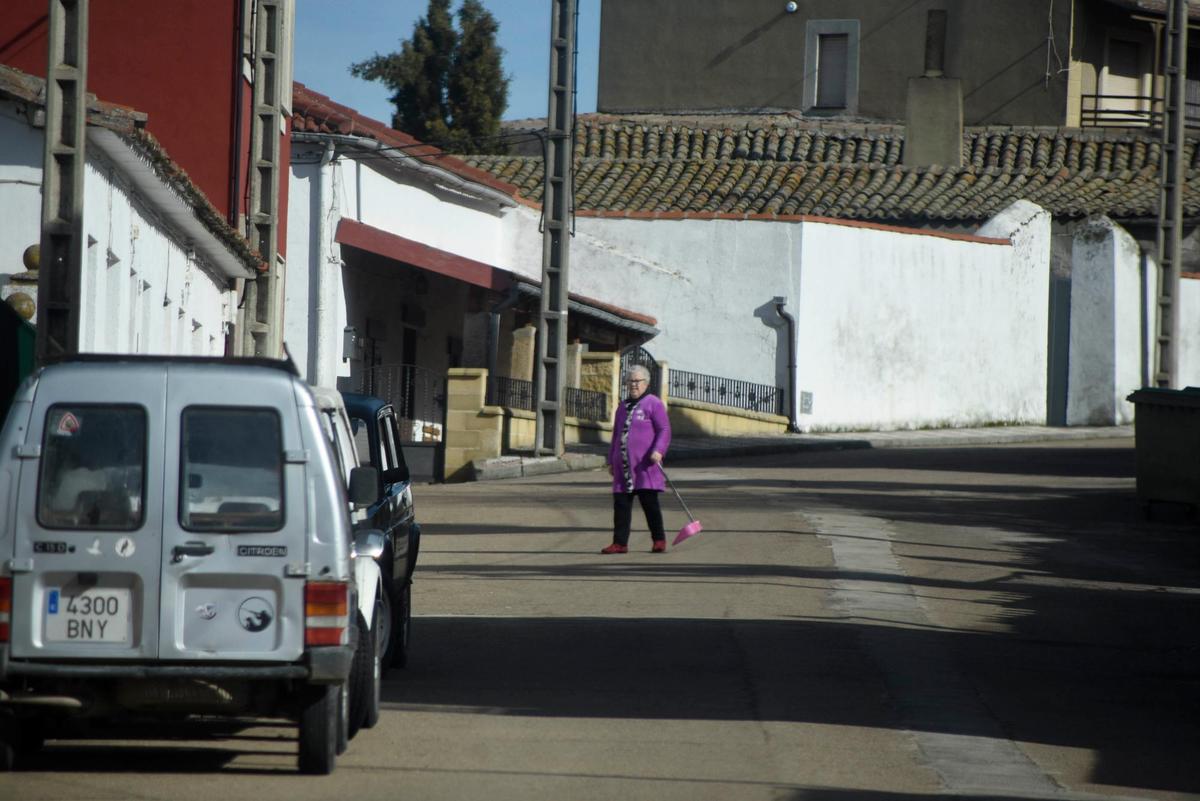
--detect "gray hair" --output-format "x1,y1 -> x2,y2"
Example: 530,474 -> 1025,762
627,364 -> 650,382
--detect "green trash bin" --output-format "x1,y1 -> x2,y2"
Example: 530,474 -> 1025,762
1126,386 -> 1200,511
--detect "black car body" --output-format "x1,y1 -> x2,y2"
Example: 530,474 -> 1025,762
340,392 -> 420,667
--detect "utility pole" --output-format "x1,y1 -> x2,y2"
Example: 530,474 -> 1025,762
243,0 -> 286,357
534,0 -> 576,456
36,0 -> 89,364
1153,0 -> 1189,387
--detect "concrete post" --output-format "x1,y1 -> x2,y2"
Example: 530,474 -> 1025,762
566,341 -> 584,388
657,360 -> 670,409
509,323 -> 537,381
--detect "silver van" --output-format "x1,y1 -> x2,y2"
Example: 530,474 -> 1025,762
0,355 -> 378,774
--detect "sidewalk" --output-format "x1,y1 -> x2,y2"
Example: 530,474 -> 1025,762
469,423 -> 1135,481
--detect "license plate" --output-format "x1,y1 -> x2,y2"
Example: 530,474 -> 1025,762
45,587 -> 132,643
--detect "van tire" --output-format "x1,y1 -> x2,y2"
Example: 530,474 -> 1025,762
362,597 -> 383,729
298,684 -> 337,775
348,611 -> 373,739
336,683 -> 349,755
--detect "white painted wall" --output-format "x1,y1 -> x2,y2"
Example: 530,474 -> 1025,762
547,201 -> 1049,432
0,103 -> 234,356
1181,277 -> 1200,386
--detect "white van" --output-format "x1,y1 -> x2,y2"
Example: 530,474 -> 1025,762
0,355 -> 380,774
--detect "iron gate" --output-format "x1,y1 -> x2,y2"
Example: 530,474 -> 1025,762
359,363 -> 447,444
620,346 -> 661,400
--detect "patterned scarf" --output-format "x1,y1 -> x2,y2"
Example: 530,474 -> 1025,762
620,396 -> 641,493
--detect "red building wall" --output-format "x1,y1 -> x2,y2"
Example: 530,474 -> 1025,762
0,0 -> 289,256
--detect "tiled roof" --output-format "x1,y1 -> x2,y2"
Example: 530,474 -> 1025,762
1102,0 -> 1200,22
291,83 -> 521,200
0,64 -> 263,273
463,116 -> 1199,222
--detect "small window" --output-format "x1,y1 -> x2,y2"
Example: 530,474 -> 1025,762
349,415 -> 373,468
37,405 -> 146,531
803,20 -> 860,115
816,33 -> 849,108
382,412 -> 408,472
180,407 -> 283,532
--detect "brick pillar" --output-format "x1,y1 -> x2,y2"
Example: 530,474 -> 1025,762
581,351 -> 620,422
566,341 -> 585,388
443,367 -> 503,481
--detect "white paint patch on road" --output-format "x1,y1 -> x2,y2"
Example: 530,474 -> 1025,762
807,510 -> 1064,797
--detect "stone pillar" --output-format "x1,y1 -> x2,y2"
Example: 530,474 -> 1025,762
443,367 -> 503,481
657,360 -> 669,409
581,351 -> 620,422
1067,216 -> 1141,426
566,341 -> 585,388
509,323 -> 536,381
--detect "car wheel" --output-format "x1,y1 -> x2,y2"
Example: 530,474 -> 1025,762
347,610 -> 371,740
297,684 -> 337,775
363,596 -> 383,729
392,580 -> 412,669
378,578 -> 395,668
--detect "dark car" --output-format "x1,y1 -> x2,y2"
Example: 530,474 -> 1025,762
340,392 -> 420,668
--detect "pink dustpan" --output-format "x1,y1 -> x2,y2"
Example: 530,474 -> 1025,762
659,465 -> 702,546
673,518 -> 703,546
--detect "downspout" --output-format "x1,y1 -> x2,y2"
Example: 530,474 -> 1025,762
487,284 -> 522,385
312,140 -> 336,385
773,296 -> 800,432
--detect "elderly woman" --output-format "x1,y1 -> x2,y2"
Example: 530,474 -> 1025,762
603,364 -> 672,554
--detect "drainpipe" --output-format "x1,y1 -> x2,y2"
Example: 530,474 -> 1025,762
312,140 -> 337,385
487,284 -> 523,385
773,296 -> 800,432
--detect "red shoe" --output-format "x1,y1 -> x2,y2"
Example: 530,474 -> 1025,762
600,543 -> 628,554
651,540 -> 667,553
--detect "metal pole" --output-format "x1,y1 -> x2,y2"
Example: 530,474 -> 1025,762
36,0 -> 89,364
535,0 -> 576,456
1153,0 -> 1188,387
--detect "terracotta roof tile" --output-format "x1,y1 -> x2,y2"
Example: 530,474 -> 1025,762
465,116 -> 1199,221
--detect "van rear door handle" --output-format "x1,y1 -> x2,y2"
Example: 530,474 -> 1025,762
172,541 -> 215,562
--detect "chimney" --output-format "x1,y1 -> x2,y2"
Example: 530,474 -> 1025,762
904,10 -> 963,168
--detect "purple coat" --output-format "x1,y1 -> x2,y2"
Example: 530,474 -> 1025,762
608,393 -> 671,493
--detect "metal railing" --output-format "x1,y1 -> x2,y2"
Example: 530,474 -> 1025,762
668,368 -> 785,416
564,386 -> 609,421
1079,93 -> 1200,130
487,375 -> 534,411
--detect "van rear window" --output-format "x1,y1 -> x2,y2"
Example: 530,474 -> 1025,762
37,405 -> 146,531
181,407 -> 284,532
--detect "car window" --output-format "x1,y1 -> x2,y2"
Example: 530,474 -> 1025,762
37,405 -> 146,530
320,409 -> 358,485
349,415 -> 372,468
381,411 -> 408,471
180,407 -> 283,532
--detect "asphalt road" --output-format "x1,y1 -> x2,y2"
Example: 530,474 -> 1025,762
5,438 -> 1199,801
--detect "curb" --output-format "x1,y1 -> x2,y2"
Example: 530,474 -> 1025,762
467,426 -> 1134,481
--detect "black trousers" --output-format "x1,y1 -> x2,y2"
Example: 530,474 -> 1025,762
612,489 -> 665,546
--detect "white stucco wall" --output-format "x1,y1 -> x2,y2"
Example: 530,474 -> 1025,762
1181,277 -> 1200,386
538,201 -> 1049,432
0,104 -> 235,356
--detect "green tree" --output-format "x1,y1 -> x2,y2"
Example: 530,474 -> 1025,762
350,0 -> 509,154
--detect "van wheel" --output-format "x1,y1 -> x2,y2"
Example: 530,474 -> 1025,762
0,712 -> 16,771
392,580 -> 412,669
297,684 -> 337,775
336,683 -> 349,755
362,597 -> 383,729
348,611 -> 373,739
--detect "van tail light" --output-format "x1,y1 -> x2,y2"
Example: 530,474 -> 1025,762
0,577 -> 11,643
304,581 -> 349,646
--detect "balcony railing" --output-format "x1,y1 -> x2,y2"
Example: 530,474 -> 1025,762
486,375 -> 534,411
668,369 -> 786,416
564,386 -> 609,422
1079,93 -> 1200,130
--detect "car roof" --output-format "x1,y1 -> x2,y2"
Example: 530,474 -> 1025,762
340,391 -> 390,418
